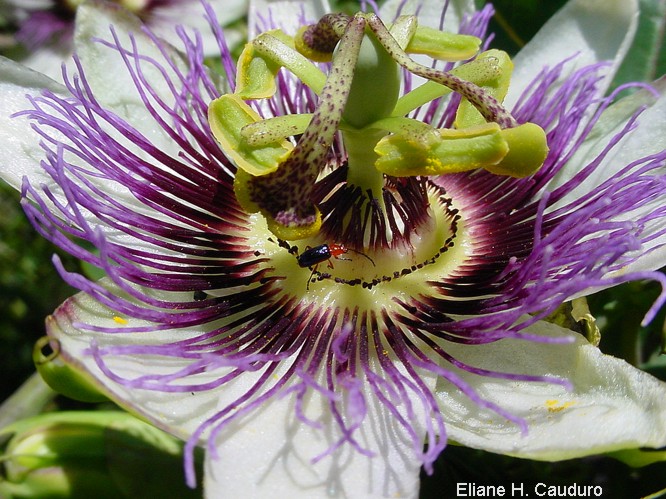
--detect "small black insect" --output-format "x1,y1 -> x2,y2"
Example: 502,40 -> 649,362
297,243 -> 375,289
297,243 -> 349,268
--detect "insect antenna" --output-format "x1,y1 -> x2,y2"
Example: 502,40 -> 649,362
346,248 -> 376,266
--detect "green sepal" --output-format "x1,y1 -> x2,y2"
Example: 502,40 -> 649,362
454,49 -> 513,129
33,336 -> 108,403
406,26 -> 481,61
485,122 -> 549,177
208,94 -> 293,176
374,122 -> 508,176
608,448 -> 666,468
543,297 -> 601,347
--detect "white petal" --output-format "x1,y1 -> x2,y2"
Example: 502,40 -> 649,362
46,287 -> 236,440
3,0 -> 53,9
507,0 -> 639,108
63,2 -> 224,247
12,46 -> 73,83
548,80 -> 666,192
150,0 -> 248,56
0,57 -> 66,191
204,379 -> 426,499
5,3 -> 234,266
546,80 -> 666,274
599,81 -> 666,177
437,320 -> 666,460
73,2 -> 187,143
165,0 -> 247,28
0,58 -> 181,256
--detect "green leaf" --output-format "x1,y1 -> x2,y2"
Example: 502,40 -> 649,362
612,0 -> 666,87
475,0 -> 569,53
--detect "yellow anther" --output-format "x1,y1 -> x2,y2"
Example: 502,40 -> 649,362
406,27 -> 481,61
208,95 -> 293,176
485,123 -> 549,178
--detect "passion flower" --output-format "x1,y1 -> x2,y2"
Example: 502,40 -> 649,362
1,0 -> 665,497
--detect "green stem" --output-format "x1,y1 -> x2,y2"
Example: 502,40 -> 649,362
343,128 -> 387,198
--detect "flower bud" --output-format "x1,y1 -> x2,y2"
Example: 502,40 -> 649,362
0,411 -> 202,498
